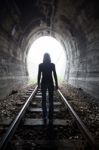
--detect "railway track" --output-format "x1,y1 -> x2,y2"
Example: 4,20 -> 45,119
0,85 -> 98,150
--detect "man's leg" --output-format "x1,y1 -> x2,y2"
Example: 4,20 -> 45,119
41,86 -> 47,119
48,86 -> 54,121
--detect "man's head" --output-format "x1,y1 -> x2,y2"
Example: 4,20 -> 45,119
43,53 -> 51,63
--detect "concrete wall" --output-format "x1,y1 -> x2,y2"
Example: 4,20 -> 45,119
0,31 -> 28,98
51,0 -> 99,99
62,1 -> 99,98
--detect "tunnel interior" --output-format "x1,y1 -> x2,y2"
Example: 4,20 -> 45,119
0,0 -> 99,99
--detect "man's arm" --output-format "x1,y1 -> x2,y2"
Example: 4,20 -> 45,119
37,64 -> 41,87
53,64 -> 58,89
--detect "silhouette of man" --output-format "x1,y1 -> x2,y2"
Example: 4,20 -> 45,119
37,53 -> 58,124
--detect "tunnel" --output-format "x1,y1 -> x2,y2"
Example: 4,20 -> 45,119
0,0 -> 99,100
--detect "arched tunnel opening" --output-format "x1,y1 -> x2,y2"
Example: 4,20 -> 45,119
0,0 -> 99,149
0,0 -> 99,99
27,36 -> 66,83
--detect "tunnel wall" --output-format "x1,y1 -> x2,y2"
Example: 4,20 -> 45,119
53,0 -> 99,99
0,30 -> 28,98
62,3 -> 99,99
69,21 -> 99,99
0,1 -> 29,98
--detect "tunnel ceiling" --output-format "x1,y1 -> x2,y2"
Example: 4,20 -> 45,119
0,0 -> 99,98
1,0 -> 99,55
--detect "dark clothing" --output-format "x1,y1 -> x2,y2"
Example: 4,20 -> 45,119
37,62 -> 58,120
38,62 -> 58,87
41,85 -> 54,119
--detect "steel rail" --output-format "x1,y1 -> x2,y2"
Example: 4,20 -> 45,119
0,86 -> 38,150
58,89 -> 98,150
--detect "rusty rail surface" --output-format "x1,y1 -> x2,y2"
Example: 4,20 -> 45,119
58,89 -> 98,150
0,86 -> 38,150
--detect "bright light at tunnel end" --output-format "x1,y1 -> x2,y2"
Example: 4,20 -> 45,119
27,36 -> 66,83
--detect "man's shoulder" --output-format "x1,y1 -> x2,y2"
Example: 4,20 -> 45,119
51,63 -> 55,67
39,63 -> 43,67
39,63 -> 55,67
